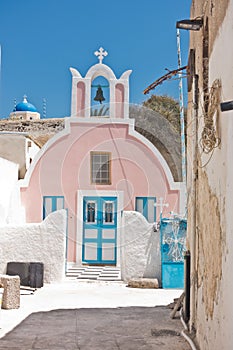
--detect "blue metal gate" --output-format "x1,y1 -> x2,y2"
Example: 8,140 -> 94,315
160,218 -> 187,289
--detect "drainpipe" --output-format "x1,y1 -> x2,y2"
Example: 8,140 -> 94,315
189,73 -> 199,331
184,250 -> 191,322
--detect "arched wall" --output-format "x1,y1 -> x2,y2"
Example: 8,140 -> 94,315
20,121 -> 181,262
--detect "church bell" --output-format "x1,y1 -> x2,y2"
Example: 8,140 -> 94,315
94,85 -> 105,104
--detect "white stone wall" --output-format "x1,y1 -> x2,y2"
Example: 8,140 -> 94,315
0,210 -> 67,283
9,111 -> 40,121
0,157 -> 23,225
121,211 -> 161,284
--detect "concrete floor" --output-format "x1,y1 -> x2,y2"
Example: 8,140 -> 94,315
0,280 -> 191,349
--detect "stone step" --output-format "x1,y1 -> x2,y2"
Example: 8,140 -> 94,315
66,265 -> 121,281
100,270 -> 120,274
97,276 -> 121,281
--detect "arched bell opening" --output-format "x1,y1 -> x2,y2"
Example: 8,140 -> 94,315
91,76 -> 110,117
115,83 -> 125,119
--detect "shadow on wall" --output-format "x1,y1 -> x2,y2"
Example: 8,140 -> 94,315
144,225 -> 161,283
121,211 -> 161,285
130,105 -> 182,182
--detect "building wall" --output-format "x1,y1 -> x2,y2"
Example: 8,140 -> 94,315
0,210 -> 66,283
0,157 -> 22,225
21,121 -> 181,262
190,0 -> 230,56
187,1 -> 233,348
0,134 -> 40,179
9,111 -> 40,120
0,114 -> 182,181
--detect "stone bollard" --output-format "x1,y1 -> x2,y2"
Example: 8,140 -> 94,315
127,278 -> 159,289
0,275 -> 20,309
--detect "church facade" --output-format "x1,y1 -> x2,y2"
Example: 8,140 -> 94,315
20,48 -> 184,266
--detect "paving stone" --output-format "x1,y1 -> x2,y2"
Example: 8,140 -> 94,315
0,307 -> 190,350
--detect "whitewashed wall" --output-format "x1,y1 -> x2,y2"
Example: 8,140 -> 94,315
0,157 -> 24,225
0,210 -> 67,283
121,211 -> 161,284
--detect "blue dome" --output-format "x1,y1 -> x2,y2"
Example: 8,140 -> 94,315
15,96 -> 37,112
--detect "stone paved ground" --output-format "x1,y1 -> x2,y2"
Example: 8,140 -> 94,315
0,281 -> 192,349
0,306 -> 190,350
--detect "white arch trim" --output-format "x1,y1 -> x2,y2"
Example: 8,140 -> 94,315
19,118 -> 72,188
70,67 -> 82,78
120,70 -> 132,80
85,63 -> 116,81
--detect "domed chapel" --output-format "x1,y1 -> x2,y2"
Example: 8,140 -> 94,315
10,95 -> 40,120
20,48 -> 185,267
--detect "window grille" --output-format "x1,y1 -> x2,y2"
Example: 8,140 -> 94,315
91,152 -> 111,185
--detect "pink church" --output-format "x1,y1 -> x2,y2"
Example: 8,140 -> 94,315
20,48 -> 184,266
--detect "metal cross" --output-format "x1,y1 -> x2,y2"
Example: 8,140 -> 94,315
94,47 -> 108,64
154,197 -> 169,218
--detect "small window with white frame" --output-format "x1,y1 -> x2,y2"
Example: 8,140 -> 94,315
91,152 -> 111,185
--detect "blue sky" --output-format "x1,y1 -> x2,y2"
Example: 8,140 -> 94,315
0,0 -> 191,119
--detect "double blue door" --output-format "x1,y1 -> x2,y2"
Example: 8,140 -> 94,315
83,196 -> 117,265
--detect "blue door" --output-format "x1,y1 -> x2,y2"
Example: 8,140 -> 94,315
43,196 -> 68,271
83,196 -> 117,265
135,197 -> 156,223
160,218 -> 186,288
43,196 -> 65,219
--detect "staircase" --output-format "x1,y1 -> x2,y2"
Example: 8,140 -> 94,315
66,265 -> 121,281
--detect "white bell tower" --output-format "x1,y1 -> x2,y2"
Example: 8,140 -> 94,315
70,47 -> 132,119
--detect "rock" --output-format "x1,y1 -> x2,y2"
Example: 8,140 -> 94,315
0,119 -> 65,147
0,275 -> 20,309
127,278 -> 159,289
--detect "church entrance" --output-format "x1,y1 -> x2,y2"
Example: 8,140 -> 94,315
82,196 -> 117,265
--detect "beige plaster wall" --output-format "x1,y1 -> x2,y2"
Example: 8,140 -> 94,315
187,0 -> 233,348
0,134 -> 40,179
